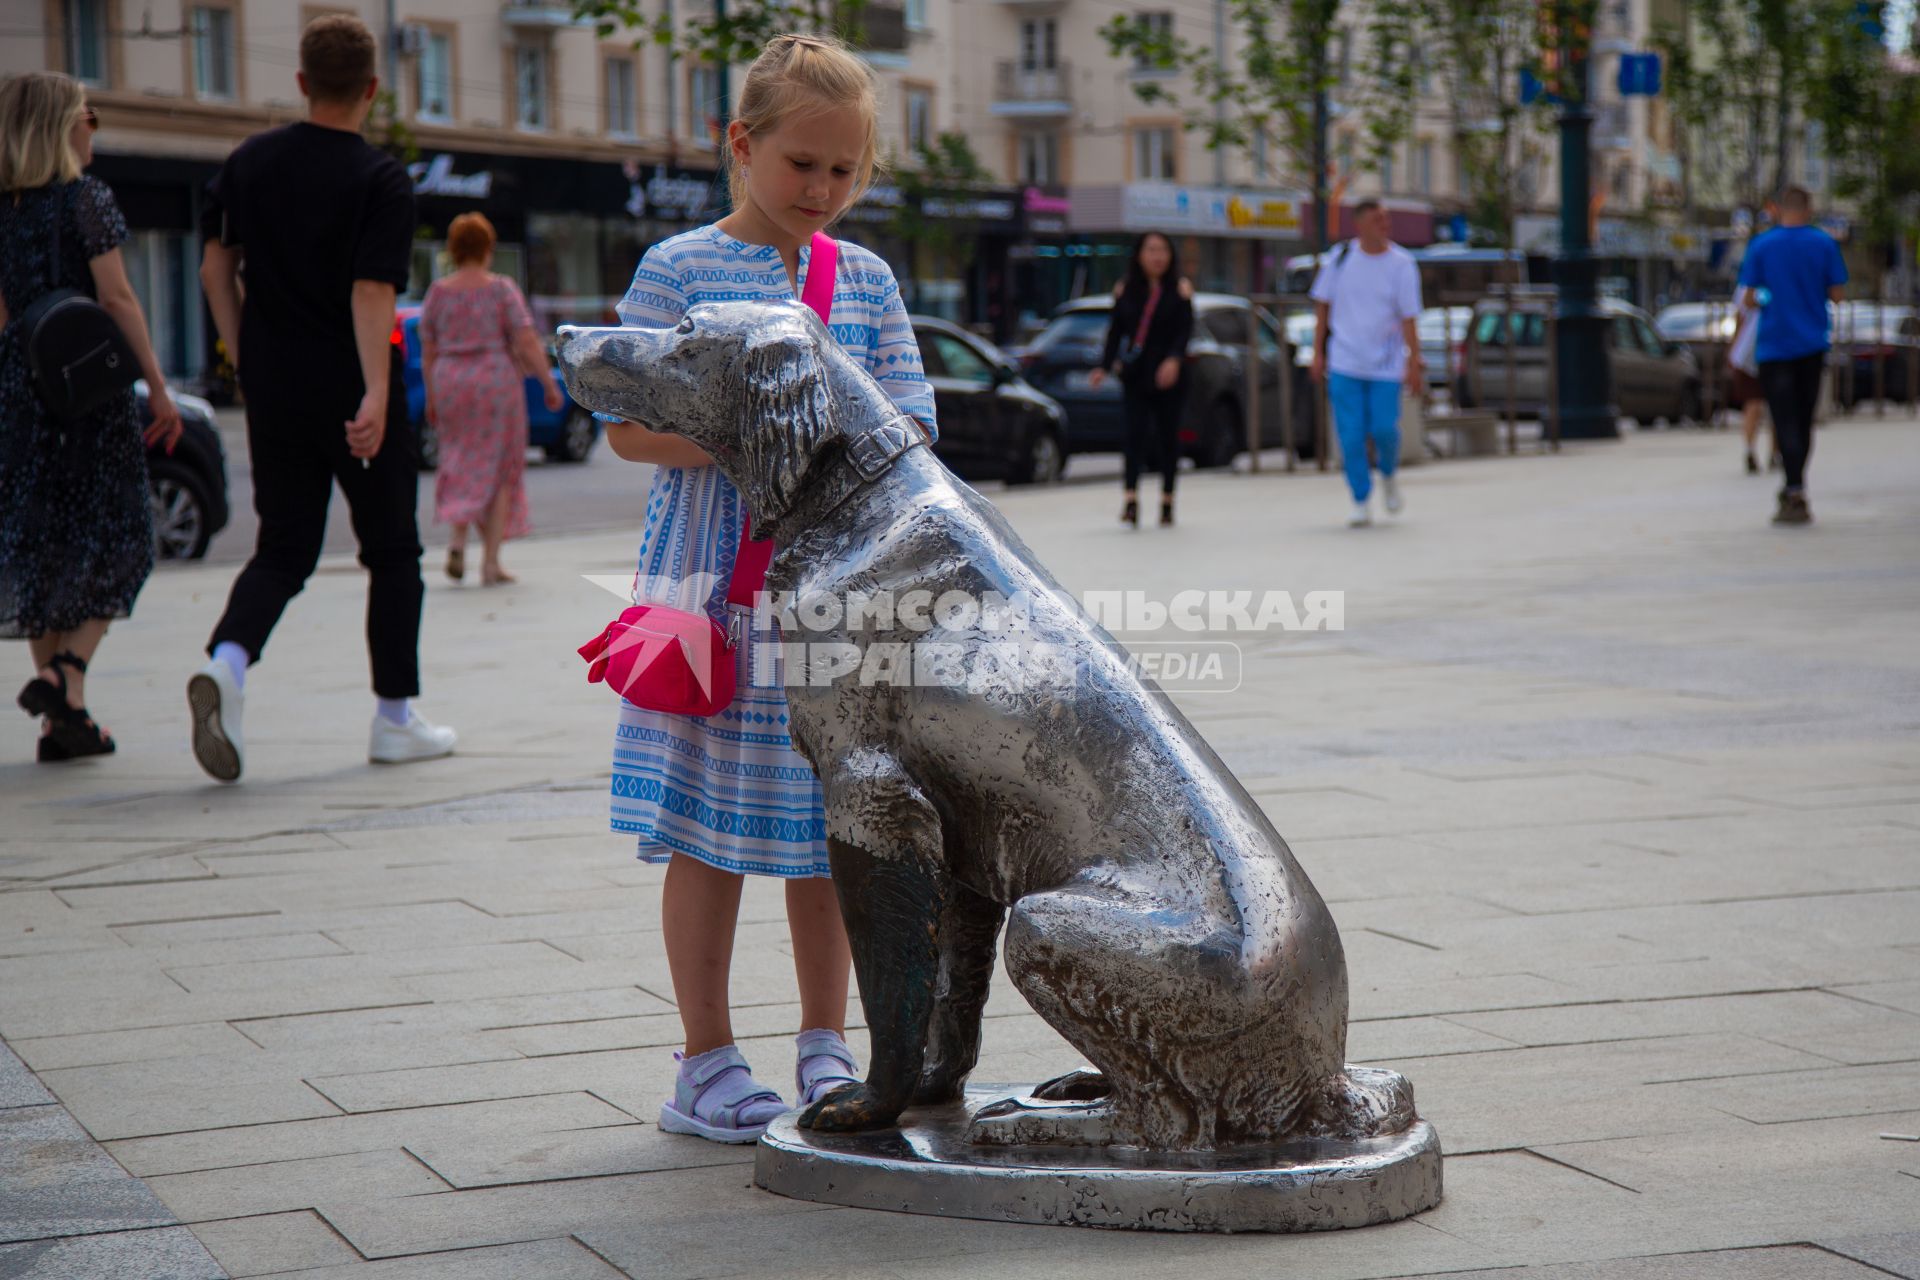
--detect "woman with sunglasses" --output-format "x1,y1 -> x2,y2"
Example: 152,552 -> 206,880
0,72 -> 180,761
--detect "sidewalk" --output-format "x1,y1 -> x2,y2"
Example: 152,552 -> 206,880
3,417 -> 1918,1278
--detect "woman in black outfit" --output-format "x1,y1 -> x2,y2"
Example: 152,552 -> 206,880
0,71 -> 180,761
1090,231 -> 1193,527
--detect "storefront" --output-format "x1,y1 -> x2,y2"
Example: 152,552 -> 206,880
839,179 -> 1026,340
88,151 -> 223,384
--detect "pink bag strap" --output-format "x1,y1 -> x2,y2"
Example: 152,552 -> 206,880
724,231 -> 837,609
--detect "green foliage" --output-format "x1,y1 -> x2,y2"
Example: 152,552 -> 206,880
889,131 -> 992,280
366,88 -> 419,167
573,0 -> 871,66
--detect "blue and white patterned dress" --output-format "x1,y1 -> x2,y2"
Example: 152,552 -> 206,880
610,224 -> 936,877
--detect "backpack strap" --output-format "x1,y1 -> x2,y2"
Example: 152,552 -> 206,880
724,230 -> 838,609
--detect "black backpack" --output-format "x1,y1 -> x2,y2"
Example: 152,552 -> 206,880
19,182 -> 138,420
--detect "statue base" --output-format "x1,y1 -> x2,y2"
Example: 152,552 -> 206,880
753,1086 -> 1443,1233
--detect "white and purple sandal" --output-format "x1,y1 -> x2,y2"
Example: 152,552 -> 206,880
795,1028 -> 862,1106
658,1045 -> 788,1143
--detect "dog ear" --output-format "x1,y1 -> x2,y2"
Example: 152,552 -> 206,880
741,333 -> 838,520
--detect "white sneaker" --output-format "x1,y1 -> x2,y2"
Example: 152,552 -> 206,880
1348,500 -> 1373,527
187,659 -> 245,782
369,709 -> 457,764
1383,476 -> 1404,515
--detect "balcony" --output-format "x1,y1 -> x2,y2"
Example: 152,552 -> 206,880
501,1 -> 583,27
992,59 -> 1072,118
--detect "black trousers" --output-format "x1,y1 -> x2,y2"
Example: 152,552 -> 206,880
208,395 -> 424,698
1758,352 -> 1825,492
1122,381 -> 1185,494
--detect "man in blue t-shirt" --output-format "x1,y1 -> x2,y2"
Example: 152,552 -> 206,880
1736,185 -> 1848,526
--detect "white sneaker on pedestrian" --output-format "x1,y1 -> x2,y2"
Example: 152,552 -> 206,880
1383,475 -> 1404,515
1348,499 -> 1373,527
187,659 -> 245,783
369,709 -> 457,764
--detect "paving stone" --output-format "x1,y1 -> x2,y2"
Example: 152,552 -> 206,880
1817,1230 -> 1920,1279
190,1210 -> 359,1276
0,1040 -> 54,1107
145,1149 -> 448,1223
108,1093 -> 634,1178
1427,1245 -> 1892,1279
0,1225 -> 226,1279
11,1022 -> 261,1072
0,1105 -> 177,1243
407,1121 -> 744,1187
39,1053 -> 343,1141
1659,1061 -> 1920,1125
250,1237 -> 626,1278
306,1050 -> 652,1115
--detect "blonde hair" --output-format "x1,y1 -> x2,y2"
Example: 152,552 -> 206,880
0,72 -> 85,194
728,33 -> 885,216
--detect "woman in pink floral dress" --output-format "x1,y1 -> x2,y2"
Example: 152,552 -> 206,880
419,213 -> 560,586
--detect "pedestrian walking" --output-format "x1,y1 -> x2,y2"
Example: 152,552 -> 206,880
1725,295 -> 1773,474
189,14 -> 455,782
1736,186 -> 1847,526
604,33 -> 936,1144
420,212 -> 559,587
1,72 -> 181,762
1310,200 -> 1424,527
1089,231 -> 1194,528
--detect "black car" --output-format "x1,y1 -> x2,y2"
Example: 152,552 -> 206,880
138,382 -> 230,560
1018,293 -> 1318,467
912,316 -> 1070,484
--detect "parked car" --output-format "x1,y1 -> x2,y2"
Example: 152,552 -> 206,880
1019,293 -> 1319,467
137,381 -> 230,561
1455,294 -> 1702,425
1830,302 -> 1920,407
911,316 -> 1069,485
1417,306 -> 1473,393
393,304 -> 600,471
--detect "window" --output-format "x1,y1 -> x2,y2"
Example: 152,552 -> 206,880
417,31 -> 452,121
192,6 -> 235,100
1134,11 -> 1172,70
1378,146 -> 1394,193
1018,132 -> 1058,185
1133,126 -> 1175,180
1415,140 -> 1432,195
688,64 -> 721,141
1252,126 -> 1269,179
904,0 -> 927,30
64,0 -> 108,86
1020,19 -> 1057,70
1804,121 -> 1826,190
514,43 -> 548,129
1336,29 -> 1352,85
931,333 -> 992,386
605,57 -> 637,136
905,86 -> 932,153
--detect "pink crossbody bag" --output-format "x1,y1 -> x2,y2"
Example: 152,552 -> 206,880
577,232 -> 837,717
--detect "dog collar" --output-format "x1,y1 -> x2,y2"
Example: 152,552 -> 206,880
782,414 -> 928,531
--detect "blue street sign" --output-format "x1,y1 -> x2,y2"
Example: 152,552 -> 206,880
1617,52 -> 1662,96
1520,68 -> 1544,106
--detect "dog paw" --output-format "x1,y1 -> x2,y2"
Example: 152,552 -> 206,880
798,1083 -> 903,1132
1030,1068 -> 1111,1102
910,1070 -> 968,1107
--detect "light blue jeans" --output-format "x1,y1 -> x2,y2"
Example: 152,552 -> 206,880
1327,372 -> 1401,502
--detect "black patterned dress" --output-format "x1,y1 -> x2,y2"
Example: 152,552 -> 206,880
0,176 -> 153,639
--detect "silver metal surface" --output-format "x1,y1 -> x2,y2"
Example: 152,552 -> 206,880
557,301 -> 1439,1227
755,1086 -> 1444,1232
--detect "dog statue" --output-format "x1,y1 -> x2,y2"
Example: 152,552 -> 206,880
557,301 -> 1419,1151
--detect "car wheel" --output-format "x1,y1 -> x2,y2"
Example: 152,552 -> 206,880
148,460 -> 212,560
1194,400 -> 1242,469
1006,427 -> 1066,486
546,408 -> 598,463
416,419 -> 440,472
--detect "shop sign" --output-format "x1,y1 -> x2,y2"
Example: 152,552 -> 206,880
624,163 -> 717,221
1514,213 -> 1711,262
410,153 -> 492,198
1122,182 -> 1310,237
1024,186 -> 1071,234
921,193 -> 1017,223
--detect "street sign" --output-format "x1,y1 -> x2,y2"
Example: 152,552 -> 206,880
1617,52 -> 1661,96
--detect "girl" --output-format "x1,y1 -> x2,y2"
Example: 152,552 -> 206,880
1089,231 -> 1194,528
605,33 -> 937,1143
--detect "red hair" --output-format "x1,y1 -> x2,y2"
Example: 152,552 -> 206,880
447,212 -> 496,266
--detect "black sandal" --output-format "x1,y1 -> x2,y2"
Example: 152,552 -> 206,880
22,652 -> 114,762
1121,497 -> 1139,528
1160,496 -> 1175,527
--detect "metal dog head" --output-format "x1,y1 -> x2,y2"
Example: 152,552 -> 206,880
556,300 -> 841,525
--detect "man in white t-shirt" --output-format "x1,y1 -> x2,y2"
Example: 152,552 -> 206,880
1310,201 -> 1424,526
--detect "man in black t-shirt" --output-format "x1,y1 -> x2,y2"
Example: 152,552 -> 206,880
189,14 -> 455,782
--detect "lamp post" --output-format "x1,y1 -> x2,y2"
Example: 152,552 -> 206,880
1552,1 -> 1618,438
